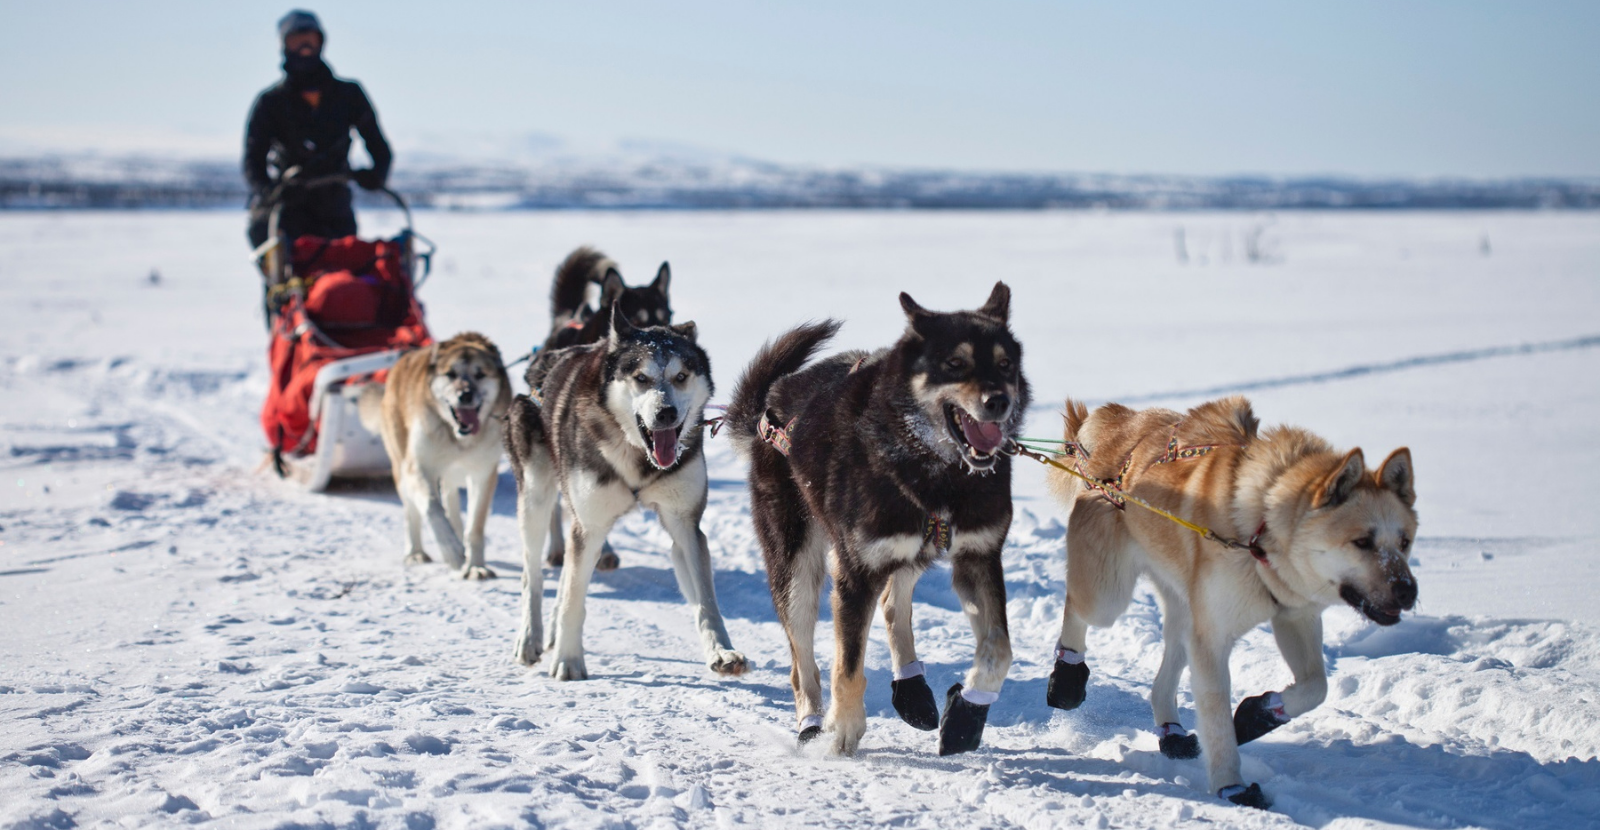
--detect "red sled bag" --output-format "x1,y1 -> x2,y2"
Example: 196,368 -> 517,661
261,234 -> 432,455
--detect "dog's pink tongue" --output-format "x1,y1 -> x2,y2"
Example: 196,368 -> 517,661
455,406 -> 480,435
961,412 -> 1005,453
651,429 -> 679,467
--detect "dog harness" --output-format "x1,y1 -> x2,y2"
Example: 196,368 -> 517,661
759,410 -> 954,555
923,515 -> 952,554
1150,421 -> 1232,466
1007,436 -> 1274,566
757,412 -> 797,457
1073,420 -> 1240,512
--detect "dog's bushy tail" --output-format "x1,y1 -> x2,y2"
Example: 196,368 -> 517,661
1046,398 -> 1093,505
724,320 -> 841,455
550,246 -> 620,324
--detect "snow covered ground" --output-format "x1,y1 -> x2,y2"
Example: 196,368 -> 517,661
1,209 -> 1597,829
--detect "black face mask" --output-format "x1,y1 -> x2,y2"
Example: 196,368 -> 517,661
282,52 -> 332,90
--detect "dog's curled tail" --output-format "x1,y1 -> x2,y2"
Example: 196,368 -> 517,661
724,320 -> 841,455
550,246 -> 621,324
357,384 -> 385,434
1046,398 -> 1092,505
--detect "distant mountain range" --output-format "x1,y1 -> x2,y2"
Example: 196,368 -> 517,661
3,151 -> 1596,210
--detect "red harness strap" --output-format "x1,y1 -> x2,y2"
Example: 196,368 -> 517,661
758,413 -> 797,457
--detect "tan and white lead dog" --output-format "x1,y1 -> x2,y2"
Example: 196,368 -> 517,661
361,332 -> 511,579
1043,395 -> 1418,809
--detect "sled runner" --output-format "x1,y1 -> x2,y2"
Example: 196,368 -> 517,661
254,173 -> 435,491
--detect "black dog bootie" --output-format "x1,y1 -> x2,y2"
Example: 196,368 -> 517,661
1046,656 -> 1090,710
936,683 -> 991,756
890,674 -> 940,731
1233,691 -> 1289,745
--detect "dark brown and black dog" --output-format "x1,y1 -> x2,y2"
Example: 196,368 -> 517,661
726,282 -> 1028,757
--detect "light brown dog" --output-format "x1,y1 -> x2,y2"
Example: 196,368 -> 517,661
1043,395 -> 1418,808
360,332 -> 510,579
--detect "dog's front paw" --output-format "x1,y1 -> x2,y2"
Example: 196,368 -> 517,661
1047,658 -> 1090,710
404,551 -> 432,566
596,546 -> 621,572
1233,691 -> 1289,745
512,630 -> 543,666
937,683 -> 991,756
544,550 -> 564,568
1218,783 -> 1270,809
825,710 -> 866,756
460,565 -> 497,581
549,654 -> 588,681
708,650 -> 748,676
890,674 -> 940,731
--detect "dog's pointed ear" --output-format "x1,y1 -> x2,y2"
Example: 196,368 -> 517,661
670,320 -> 697,343
651,262 -> 671,297
1376,447 -> 1415,507
1315,448 -> 1366,508
599,269 -> 625,309
607,301 -> 635,347
900,292 -> 935,337
426,343 -> 440,370
977,281 -> 1010,323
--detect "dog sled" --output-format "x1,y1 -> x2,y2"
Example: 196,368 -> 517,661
254,172 -> 435,491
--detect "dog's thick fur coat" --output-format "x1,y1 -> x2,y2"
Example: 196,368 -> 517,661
1046,396 -> 1419,805
504,305 -> 746,680
360,331 -> 510,578
727,283 -> 1029,756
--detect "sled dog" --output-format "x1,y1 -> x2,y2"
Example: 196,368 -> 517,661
505,304 -> 747,680
536,246 -> 675,569
726,283 -> 1028,757
1044,396 -> 1419,808
360,331 -> 510,579
541,246 -> 673,352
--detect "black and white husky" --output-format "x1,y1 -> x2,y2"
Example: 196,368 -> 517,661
536,247 -> 675,571
504,304 -> 747,680
726,283 -> 1029,756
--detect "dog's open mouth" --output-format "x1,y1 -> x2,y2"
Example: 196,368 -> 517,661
1340,584 -> 1403,626
637,419 -> 683,469
945,404 -> 1006,469
451,405 -> 481,437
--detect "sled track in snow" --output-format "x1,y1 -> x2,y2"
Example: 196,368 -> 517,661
1035,332 -> 1600,409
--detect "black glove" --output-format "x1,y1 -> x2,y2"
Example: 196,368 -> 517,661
352,168 -> 386,191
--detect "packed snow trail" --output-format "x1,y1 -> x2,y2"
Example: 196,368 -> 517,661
3,211 -> 1599,829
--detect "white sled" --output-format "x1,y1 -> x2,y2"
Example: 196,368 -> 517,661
277,350 -> 402,492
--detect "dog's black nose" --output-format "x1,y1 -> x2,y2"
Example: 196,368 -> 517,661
655,405 -> 679,427
981,392 -> 1010,419
1394,576 -> 1418,609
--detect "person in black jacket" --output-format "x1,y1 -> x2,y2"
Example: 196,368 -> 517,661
244,10 -> 392,248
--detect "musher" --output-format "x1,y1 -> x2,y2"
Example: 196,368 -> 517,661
244,9 -> 392,249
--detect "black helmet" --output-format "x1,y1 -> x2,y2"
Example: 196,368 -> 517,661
277,10 -> 324,44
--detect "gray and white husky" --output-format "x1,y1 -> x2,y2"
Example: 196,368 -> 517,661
504,304 -> 748,680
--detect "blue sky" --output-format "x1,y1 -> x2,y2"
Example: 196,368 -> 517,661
1,1 -> 1596,176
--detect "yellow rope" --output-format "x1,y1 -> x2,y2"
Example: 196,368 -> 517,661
1008,442 -> 1249,551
